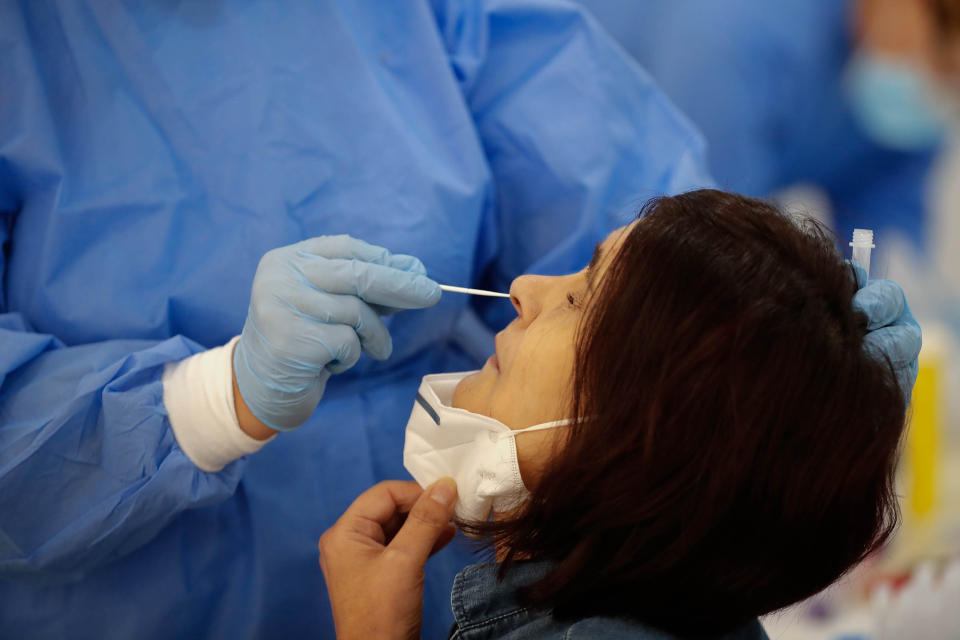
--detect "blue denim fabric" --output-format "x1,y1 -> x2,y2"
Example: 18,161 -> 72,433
448,562 -> 770,639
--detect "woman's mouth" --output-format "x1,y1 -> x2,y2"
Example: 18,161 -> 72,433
486,353 -> 500,371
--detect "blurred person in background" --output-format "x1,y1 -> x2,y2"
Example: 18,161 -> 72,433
579,0 -> 960,251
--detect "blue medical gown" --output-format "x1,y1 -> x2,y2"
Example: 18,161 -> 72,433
579,0 -> 935,248
0,1 -> 711,638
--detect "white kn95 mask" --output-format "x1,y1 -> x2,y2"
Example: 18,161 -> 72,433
403,371 -> 572,522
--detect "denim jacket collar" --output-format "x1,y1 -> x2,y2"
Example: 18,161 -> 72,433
450,560 -> 553,633
449,561 -> 770,640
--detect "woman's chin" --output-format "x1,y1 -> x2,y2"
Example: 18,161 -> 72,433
451,366 -> 494,411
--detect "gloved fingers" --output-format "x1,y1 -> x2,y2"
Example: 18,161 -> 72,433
848,261 -> 868,289
296,256 -> 441,309
369,303 -> 399,317
852,279 -> 906,330
369,299 -> 428,316
295,235 -> 427,274
900,360 -> 919,403
288,289 -> 393,360
862,323 -> 922,368
386,252 -> 428,276
350,254 -> 429,315
309,323 -> 362,374
264,314 -> 358,373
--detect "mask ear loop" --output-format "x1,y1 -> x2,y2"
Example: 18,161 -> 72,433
490,419 -> 575,514
499,419 -> 575,480
498,418 -> 576,440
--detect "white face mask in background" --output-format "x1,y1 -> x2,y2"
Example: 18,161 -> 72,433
403,372 -> 572,522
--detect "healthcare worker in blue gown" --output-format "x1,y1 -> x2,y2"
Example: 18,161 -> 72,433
0,1 -> 720,638
579,0 -> 960,251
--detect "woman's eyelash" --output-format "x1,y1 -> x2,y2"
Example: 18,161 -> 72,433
566,292 -> 583,307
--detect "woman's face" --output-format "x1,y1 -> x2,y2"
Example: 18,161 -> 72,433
452,223 -> 632,484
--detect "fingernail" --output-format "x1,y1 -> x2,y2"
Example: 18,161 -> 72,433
429,478 -> 457,507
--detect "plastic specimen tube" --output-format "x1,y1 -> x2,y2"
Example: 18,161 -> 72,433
850,228 -> 875,278
438,284 -> 511,298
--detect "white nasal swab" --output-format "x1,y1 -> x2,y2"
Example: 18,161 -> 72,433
439,284 -> 511,298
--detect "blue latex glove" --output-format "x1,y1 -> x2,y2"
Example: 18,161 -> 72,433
234,235 -> 441,431
850,264 -> 922,404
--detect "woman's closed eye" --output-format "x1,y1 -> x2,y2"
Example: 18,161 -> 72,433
566,291 -> 585,308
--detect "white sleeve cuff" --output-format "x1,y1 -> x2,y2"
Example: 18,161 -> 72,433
162,336 -> 275,472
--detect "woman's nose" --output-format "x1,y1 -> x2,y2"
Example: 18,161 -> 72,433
509,274 -> 546,324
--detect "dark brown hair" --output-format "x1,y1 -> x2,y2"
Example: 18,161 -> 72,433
930,0 -> 960,37
461,190 -> 907,635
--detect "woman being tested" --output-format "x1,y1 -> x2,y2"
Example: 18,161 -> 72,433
319,190 -> 919,639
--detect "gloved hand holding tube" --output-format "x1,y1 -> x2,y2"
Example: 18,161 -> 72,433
233,235 -> 442,434
850,263 -> 922,404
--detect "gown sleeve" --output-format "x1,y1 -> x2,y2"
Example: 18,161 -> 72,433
0,7 -> 254,582
0,214 -> 245,581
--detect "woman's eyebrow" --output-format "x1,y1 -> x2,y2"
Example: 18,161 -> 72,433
586,241 -> 604,290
